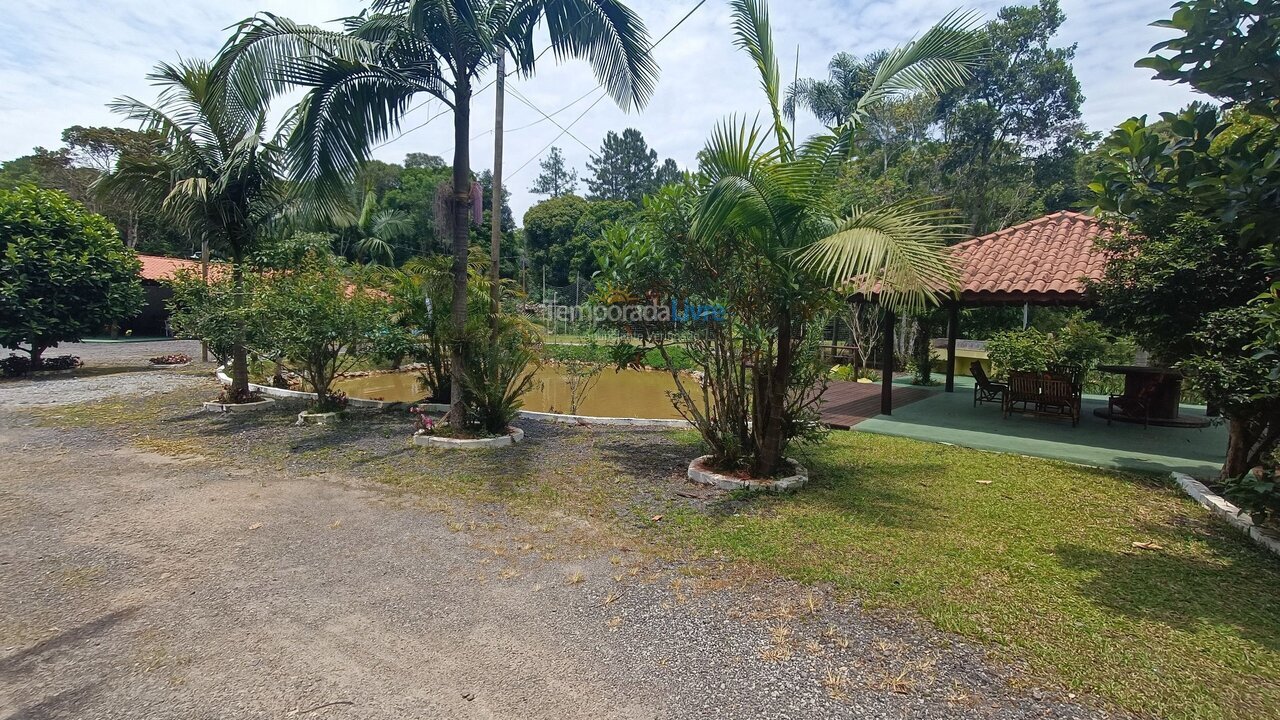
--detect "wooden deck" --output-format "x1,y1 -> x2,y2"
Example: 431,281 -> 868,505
820,380 -> 933,429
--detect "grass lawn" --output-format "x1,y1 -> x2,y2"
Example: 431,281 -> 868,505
665,432 -> 1280,720
33,391 -> 1280,719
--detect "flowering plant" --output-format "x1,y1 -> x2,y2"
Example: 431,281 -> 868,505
409,405 -> 441,435
149,353 -> 193,366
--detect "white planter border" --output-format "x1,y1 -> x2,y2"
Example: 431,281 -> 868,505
1171,472 -> 1280,558
516,409 -> 692,428
413,426 -> 524,449
203,397 -> 276,413
214,366 -> 395,409
30,368 -> 78,377
688,455 -> 808,493
149,361 -> 191,370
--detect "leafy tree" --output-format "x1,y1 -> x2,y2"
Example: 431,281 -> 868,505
529,146 -> 579,197
586,128 -> 658,204
597,0 -> 982,477
98,59 -> 291,400
654,157 -> 682,188
936,0 -> 1091,234
258,255 -> 395,409
0,186 -> 143,365
1089,0 -> 1280,479
383,162 -> 452,254
523,193 -> 589,286
219,0 -> 659,423
404,152 -> 447,171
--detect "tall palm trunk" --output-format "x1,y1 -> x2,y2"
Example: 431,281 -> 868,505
229,257 -> 251,398
446,77 -> 473,425
751,310 -> 793,478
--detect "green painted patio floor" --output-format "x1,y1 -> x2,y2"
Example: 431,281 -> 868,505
855,377 -> 1227,478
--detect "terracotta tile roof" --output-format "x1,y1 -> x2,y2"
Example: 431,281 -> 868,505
137,254 -> 225,282
950,211 -> 1110,304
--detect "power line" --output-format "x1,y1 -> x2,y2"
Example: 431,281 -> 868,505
507,0 -> 708,179
507,85 -> 595,153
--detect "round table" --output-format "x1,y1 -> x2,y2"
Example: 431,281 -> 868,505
1092,365 -> 1210,428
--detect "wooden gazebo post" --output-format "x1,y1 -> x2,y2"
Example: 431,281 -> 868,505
944,301 -> 960,393
880,309 -> 895,415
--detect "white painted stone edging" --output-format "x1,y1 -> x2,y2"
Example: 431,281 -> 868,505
517,409 -> 692,428
149,362 -> 191,370
688,455 -> 808,493
203,397 -> 276,413
413,427 -> 524,449
30,368 -> 77,377
296,410 -> 341,426
1171,471 -> 1280,558
214,366 -> 394,409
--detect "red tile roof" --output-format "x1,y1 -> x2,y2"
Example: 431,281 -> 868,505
950,211 -> 1110,304
137,254 -> 225,282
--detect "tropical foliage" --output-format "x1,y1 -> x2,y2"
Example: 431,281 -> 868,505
0,186 -> 144,366
596,0 -> 982,477
215,0 -> 659,423
255,254 -> 397,410
98,59 -> 292,400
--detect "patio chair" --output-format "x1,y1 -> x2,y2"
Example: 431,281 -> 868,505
971,361 -> 1006,408
1039,377 -> 1081,427
1003,371 -> 1042,418
1047,363 -> 1085,394
1108,378 -> 1158,429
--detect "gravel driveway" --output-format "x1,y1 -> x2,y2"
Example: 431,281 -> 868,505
0,363 -> 1116,719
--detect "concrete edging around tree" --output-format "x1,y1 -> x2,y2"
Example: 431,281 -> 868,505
687,455 -> 808,493
1171,471 -> 1280,558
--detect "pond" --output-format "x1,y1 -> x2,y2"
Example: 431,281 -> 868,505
334,365 -> 685,420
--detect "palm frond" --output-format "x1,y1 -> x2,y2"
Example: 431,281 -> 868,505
215,12 -> 386,117
850,10 -> 985,126
795,199 -> 964,314
728,0 -> 790,154
536,0 -> 659,112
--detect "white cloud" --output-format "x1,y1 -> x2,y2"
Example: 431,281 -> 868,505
0,0 -> 1202,222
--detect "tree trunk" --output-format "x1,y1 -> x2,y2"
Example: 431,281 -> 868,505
445,78 -> 473,426
1223,417 -> 1253,480
229,258 -> 251,400
29,345 -> 46,370
751,311 -> 793,478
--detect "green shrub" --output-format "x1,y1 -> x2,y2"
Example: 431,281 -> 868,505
986,328 -> 1057,377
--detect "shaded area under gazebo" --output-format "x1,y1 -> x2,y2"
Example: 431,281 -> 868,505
818,211 -> 1226,476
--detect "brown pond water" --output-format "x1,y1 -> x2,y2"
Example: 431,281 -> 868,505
334,366 -> 684,420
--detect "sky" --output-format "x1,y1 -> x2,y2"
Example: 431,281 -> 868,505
0,0 -> 1201,222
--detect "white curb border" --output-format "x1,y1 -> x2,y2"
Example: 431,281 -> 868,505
516,409 -> 692,428
1171,471 -> 1280,558
688,455 -> 808,493
413,427 -> 525,449
214,366 -> 394,409
149,362 -> 191,370
296,410 -> 341,426
203,397 -> 276,413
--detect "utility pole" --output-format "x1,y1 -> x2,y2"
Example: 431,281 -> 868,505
489,53 -> 505,334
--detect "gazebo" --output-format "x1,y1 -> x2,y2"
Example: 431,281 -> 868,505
877,210 -> 1110,414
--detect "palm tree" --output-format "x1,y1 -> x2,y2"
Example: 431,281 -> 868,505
98,59 -> 291,399
348,190 -> 413,265
783,50 -> 887,126
215,0 -> 660,423
693,0 -> 984,476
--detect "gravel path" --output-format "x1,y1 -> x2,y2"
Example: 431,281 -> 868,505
0,369 -> 1117,719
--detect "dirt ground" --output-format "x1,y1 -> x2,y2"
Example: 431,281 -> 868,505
0,344 -> 1116,719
